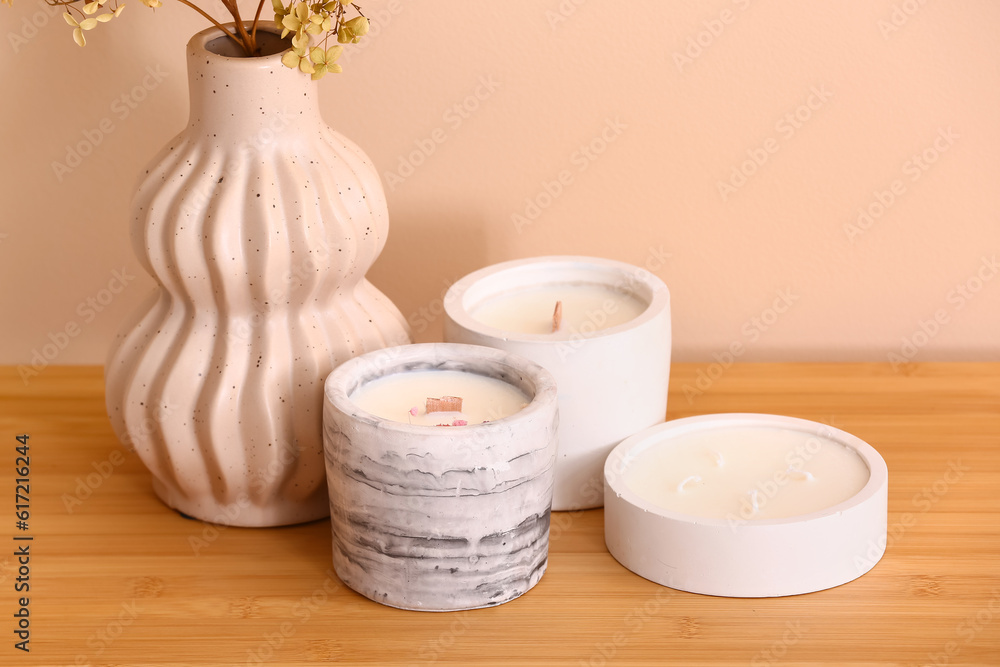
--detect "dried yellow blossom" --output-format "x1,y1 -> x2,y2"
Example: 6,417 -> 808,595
280,2 -> 309,35
63,12 -> 100,46
11,0 -> 368,77
310,45 -> 342,80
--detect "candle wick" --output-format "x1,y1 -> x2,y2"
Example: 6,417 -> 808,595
552,300 -> 563,333
747,489 -> 760,516
786,464 -> 815,481
426,396 -> 463,413
677,475 -> 702,493
711,450 -> 725,467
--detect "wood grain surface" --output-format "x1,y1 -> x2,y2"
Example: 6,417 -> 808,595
1,363 -> 998,666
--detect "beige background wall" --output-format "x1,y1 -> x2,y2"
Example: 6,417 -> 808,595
2,0 -> 998,375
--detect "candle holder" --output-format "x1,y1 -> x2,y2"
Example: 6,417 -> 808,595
323,343 -> 559,611
443,256 -> 671,511
604,414 -> 889,597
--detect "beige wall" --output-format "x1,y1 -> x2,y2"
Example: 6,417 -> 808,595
2,0 -> 998,373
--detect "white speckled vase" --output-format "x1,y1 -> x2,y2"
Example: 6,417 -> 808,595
104,24 -> 410,527
323,343 -> 559,611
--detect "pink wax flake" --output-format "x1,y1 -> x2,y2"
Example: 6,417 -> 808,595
408,406 -> 419,416
452,419 -> 468,426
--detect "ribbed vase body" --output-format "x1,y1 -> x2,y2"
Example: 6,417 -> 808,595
105,26 -> 410,526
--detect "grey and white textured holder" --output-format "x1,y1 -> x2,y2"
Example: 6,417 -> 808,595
443,256 -> 671,511
323,343 -> 559,611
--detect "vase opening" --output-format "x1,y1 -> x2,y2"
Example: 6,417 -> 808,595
205,29 -> 290,58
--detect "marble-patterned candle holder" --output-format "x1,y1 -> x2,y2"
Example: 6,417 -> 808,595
443,256 -> 671,511
322,343 -> 559,611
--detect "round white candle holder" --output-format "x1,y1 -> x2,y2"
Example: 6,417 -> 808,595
443,256 -> 671,511
323,342 -> 559,611
604,414 -> 889,598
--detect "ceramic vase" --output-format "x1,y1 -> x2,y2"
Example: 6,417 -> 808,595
105,24 -> 410,527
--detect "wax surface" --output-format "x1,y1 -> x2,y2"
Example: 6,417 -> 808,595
470,284 -> 647,338
350,370 -> 529,426
623,426 -> 870,520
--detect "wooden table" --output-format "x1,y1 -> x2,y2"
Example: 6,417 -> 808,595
2,363 -> 998,666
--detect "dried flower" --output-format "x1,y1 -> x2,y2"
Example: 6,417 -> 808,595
7,0 -> 367,78
63,11 -> 101,47
273,0 -> 367,77
309,45 -> 343,80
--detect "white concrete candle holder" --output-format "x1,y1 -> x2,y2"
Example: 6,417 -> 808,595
604,414 -> 889,597
443,256 -> 671,511
323,343 -> 559,611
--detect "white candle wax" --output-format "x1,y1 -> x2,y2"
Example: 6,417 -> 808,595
325,343 -> 560,611
445,257 -> 671,511
623,426 -> 870,521
350,370 -> 528,426
470,283 -> 647,338
604,414 -> 889,597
